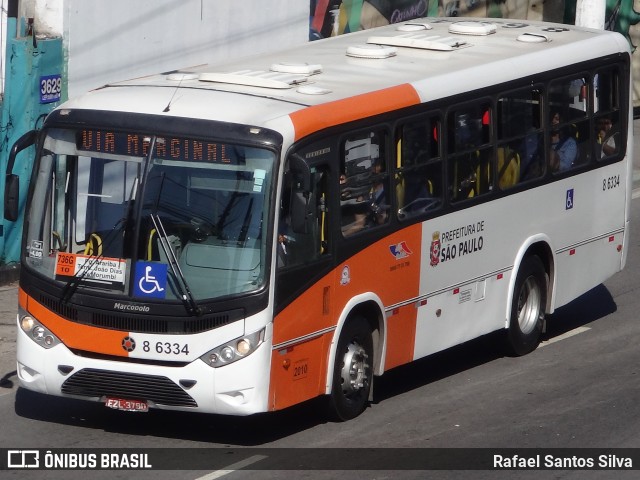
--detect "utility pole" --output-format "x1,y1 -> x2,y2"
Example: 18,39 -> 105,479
575,0 -> 606,29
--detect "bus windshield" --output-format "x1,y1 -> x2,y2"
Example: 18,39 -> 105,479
24,127 -> 275,304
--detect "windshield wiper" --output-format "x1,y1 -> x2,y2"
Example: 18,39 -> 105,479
61,215 -> 127,303
237,197 -> 254,244
146,171 -> 201,316
150,213 -> 202,316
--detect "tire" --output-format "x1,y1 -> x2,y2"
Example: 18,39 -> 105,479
506,255 -> 547,356
328,316 -> 373,421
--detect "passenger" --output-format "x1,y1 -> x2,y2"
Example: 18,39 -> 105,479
596,116 -> 616,157
340,161 -> 388,236
549,111 -> 577,172
368,161 -> 388,226
519,130 -> 543,180
277,228 -> 292,267
340,173 -> 368,236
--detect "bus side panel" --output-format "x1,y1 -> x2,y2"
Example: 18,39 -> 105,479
554,234 -> 624,308
413,273 -> 511,360
270,273 -> 334,411
551,163 -> 627,309
269,224 -> 423,408
384,305 -> 418,370
412,203 -> 516,358
272,275 -> 335,347
331,225 -> 423,371
555,160 -> 627,307
269,333 -> 331,411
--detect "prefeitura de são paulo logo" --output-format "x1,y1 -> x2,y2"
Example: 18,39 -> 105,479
430,232 -> 441,267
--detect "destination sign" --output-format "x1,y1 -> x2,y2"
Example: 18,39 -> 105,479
77,129 -> 238,164
55,252 -> 126,288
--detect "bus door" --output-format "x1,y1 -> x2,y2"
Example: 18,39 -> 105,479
270,152 -> 332,410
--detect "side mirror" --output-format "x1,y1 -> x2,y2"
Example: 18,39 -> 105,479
4,175 -> 20,222
4,130 -> 37,221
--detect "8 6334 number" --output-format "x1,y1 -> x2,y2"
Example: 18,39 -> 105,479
603,174 -> 620,191
142,341 -> 189,356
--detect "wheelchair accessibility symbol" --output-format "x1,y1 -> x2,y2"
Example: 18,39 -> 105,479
134,262 -> 168,298
566,189 -> 574,210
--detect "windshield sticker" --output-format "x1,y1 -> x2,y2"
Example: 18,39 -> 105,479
253,169 -> 266,192
55,252 -> 126,287
134,262 -> 168,299
28,240 -> 44,260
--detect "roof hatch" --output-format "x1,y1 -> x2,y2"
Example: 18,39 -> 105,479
396,23 -> 432,32
517,32 -> 551,43
366,33 -> 468,51
198,62 -> 323,89
199,69 -> 310,89
346,44 -> 398,58
449,21 -> 497,36
270,62 -> 323,75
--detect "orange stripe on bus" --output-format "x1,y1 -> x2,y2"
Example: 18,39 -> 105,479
289,84 -> 421,141
19,287 -> 28,310
24,292 -> 128,357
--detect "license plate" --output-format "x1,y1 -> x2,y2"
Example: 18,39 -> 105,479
105,397 -> 149,412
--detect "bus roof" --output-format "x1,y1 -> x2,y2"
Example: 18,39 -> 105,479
59,17 -> 629,141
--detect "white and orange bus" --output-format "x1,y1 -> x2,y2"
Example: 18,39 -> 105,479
7,18 -> 632,420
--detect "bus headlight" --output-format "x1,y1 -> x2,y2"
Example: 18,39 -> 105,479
200,328 -> 265,368
19,314 -> 61,349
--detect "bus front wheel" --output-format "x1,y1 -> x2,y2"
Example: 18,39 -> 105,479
507,255 -> 547,356
328,316 -> 373,421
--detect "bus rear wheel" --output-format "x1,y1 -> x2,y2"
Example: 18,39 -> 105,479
507,255 -> 547,356
328,316 -> 373,421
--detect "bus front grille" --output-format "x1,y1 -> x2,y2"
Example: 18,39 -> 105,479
37,293 -> 242,334
61,368 -> 198,407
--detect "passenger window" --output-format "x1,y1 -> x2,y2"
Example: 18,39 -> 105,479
497,87 -> 544,186
447,102 -> 493,202
340,130 -> 389,237
595,113 -> 619,159
548,76 -> 591,172
396,115 -> 443,220
594,68 -> 621,161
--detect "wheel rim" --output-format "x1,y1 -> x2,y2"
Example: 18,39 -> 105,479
517,275 -> 541,334
339,341 -> 370,397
